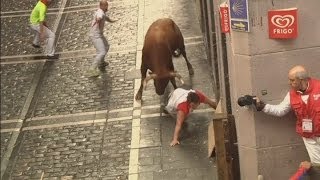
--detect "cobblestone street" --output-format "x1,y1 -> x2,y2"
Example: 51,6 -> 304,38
1,0 -> 218,179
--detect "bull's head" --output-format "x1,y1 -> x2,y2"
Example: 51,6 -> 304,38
143,72 -> 184,95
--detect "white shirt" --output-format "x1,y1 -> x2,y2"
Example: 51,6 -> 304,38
263,92 -> 309,117
90,8 -> 106,36
165,88 -> 195,115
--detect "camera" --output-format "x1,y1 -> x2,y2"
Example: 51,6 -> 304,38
237,95 -> 257,107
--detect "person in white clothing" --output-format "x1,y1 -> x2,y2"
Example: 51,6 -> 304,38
165,88 -> 217,146
255,65 -> 320,175
30,0 -> 58,59
87,0 -> 116,77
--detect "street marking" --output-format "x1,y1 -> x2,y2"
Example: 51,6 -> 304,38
141,113 -> 166,118
185,41 -> 204,46
53,0 -> 67,33
133,109 -> 141,118
140,108 -> 215,119
107,116 -> 133,122
129,0 -> 145,178
0,119 -> 23,124
184,36 -> 203,40
1,47 -> 136,64
26,110 -> 108,121
133,79 -> 142,108
0,5 -> 96,18
0,60 -> 46,65
141,105 -> 161,109
109,107 -> 133,113
0,128 -> 20,133
22,119 -> 106,131
135,50 -> 142,69
0,4 -> 96,15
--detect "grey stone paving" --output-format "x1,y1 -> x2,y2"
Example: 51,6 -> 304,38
137,113 -> 217,180
28,57 -> 110,117
56,3 -> 138,52
1,0 -> 62,12
1,133 -> 11,162
100,120 -> 132,179
0,63 -> 39,120
7,123 -> 105,179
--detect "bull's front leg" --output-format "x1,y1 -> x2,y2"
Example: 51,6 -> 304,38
135,66 -> 148,100
170,77 -> 178,89
181,50 -> 194,75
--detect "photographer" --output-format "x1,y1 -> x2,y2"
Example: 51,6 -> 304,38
254,65 -> 320,176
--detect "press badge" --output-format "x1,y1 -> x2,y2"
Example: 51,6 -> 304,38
302,119 -> 313,133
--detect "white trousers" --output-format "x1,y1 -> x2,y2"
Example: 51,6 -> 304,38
90,35 -> 109,69
30,24 -> 56,56
303,137 -> 320,164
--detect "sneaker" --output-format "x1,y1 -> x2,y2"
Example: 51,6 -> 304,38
46,54 -> 60,59
32,44 -> 41,48
86,69 -> 101,77
98,61 -> 109,72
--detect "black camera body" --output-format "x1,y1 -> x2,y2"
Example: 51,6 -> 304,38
237,95 -> 257,107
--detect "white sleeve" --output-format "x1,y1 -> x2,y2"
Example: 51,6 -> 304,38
262,92 -> 292,117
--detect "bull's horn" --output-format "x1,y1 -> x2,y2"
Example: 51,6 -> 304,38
170,72 -> 185,84
143,73 -> 157,90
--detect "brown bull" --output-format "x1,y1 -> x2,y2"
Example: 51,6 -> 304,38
135,18 -> 194,100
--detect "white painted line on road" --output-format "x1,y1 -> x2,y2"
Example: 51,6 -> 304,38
130,126 -> 141,149
139,108 -> 215,119
132,118 -> 140,127
129,173 -> 138,180
109,107 -> 133,113
184,36 -> 203,40
1,47 -> 136,63
129,1 -> 145,177
135,50 -> 142,69
22,119 -> 106,131
133,79 -> 142,108
0,4 -> 97,15
0,128 -> 20,133
0,60 -> 46,65
185,41 -> 204,46
26,110 -> 108,121
0,119 -> 23,124
141,105 -> 161,109
133,109 -> 141,118
107,116 -> 133,122
141,113 -> 166,118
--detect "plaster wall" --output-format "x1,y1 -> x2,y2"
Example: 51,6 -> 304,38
227,0 -> 320,179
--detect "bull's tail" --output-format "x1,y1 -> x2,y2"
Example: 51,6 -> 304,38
170,19 -> 184,58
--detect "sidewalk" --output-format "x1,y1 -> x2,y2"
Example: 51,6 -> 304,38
130,0 -> 219,177
0,0 -> 218,179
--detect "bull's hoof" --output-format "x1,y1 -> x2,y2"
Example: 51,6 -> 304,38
135,93 -> 142,101
188,68 -> 194,76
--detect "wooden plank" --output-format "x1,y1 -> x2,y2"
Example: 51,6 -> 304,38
208,100 -> 224,157
208,121 -> 215,157
213,118 -> 229,180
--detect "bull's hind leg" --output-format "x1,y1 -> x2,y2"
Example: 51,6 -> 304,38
135,66 -> 148,100
181,48 -> 194,75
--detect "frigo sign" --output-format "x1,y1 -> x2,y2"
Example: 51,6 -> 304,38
268,8 -> 298,39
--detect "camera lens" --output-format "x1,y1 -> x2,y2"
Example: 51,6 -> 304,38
237,95 -> 254,107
